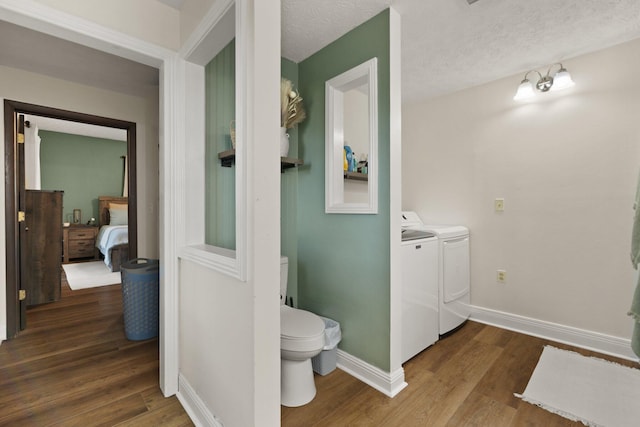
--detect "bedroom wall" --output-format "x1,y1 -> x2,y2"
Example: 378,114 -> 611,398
403,37 -> 640,342
0,65 -> 159,341
39,130 -> 127,224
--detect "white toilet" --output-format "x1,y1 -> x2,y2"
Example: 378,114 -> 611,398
280,256 -> 325,407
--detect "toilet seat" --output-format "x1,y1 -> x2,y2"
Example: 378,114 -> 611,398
280,306 -> 325,352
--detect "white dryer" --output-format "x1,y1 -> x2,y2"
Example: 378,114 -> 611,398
402,212 -> 471,335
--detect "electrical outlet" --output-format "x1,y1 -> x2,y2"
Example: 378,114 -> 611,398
497,269 -> 506,283
494,198 -> 505,212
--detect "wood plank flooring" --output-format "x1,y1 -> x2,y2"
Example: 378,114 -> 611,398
282,321 -> 639,427
4,271 -> 638,426
0,268 -> 193,426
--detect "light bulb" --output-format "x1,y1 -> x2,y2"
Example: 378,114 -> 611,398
551,68 -> 575,91
513,79 -> 536,100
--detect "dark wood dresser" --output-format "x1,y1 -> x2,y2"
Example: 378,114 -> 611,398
63,224 -> 99,263
23,190 -> 63,306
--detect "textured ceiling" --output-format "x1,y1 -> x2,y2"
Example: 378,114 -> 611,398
282,0 -> 640,103
2,1 -> 640,105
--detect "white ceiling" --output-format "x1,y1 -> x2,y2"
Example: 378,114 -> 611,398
282,0 -> 640,103
0,20 -> 159,99
2,0 -> 640,106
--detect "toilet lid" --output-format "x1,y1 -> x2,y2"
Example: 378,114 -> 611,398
280,306 -> 325,339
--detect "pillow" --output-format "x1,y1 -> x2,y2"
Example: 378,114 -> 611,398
109,207 -> 128,225
109,203 -> 128,211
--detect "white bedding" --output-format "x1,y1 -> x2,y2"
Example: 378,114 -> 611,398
96,225 -> 128,270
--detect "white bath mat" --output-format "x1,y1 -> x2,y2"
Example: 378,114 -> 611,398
516,345 -> 640,426
63,261 -> 121,290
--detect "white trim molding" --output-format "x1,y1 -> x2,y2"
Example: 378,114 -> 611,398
470,305 -> 638,361
324,57 -> 378,214
177,374 -> 224,427
337,349 -> 407,398
388,6 -> 403,374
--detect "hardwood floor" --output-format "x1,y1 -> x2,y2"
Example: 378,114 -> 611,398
0,268 -> 192,426
282,321 -> 639,427
4,275 -> 638,427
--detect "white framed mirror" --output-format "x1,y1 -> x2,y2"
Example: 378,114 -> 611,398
325,57 -> 378,214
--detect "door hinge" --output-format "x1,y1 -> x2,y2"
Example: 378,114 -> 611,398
17,133 -> 24,144
18,211 -> 25,222
19,290 -> 26,301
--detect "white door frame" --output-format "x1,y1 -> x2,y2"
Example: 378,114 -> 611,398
0,0 -> 180,395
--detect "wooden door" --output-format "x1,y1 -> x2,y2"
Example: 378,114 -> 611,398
4,100 -> 138,338
16,114 -> 27,328
22,190 -> 63,306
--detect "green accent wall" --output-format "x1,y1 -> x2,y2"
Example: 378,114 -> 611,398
297,10 -> 391,371
281,58 -> 299,305
39,130 -> 126,224
205,39 -> 236,249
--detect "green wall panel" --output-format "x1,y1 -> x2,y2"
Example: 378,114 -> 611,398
205,39 -> 236,249
281,57 -> 300,304
297,10 -> 391,371
39,130 -> 126,224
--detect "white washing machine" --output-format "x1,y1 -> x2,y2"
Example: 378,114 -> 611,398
400,230 -> 439,363
402,212 -> 471,335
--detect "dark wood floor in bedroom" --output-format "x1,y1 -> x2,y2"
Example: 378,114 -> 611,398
3,271 -> 638,427
0,268 -> 193,426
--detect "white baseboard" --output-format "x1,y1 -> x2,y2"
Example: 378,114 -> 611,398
337,349 -> 407,397
0,323 -> 6,345
470,305 -> 638,361
176,374 -> 224,427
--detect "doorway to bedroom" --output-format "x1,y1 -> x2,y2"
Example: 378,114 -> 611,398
3,100 -> 138,339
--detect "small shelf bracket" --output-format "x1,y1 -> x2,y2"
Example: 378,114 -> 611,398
218,149 -> 303,172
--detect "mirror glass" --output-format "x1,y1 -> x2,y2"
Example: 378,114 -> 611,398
325,58 -> 377,214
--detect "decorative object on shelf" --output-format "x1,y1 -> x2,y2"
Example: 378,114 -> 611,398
344,145 -> 354,172
280,127 -> 289,157
230,120 -> 236,149
73,208 -> 81,224
514,62 -> 575,101
281,78 -> 306,157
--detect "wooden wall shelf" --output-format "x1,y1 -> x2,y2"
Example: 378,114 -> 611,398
344,171 -> 368,181
218,149 -> 303,172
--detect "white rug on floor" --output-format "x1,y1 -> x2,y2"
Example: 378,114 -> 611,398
516,345 -> 640,427
63,261 -> 120,290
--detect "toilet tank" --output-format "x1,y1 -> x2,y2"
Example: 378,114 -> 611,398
280,256 -> 288,305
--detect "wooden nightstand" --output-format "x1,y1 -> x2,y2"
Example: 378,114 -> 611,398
63,225 -> 99,263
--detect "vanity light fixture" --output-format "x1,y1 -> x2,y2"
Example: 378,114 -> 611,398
513,63 -> 575,101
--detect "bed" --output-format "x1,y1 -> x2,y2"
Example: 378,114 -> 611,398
97,196 -> 130,272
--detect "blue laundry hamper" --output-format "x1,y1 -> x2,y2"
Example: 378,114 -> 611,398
121,258 -> 159,341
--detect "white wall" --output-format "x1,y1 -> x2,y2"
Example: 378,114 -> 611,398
179,0 -> 216,46
0,65 -> 159,340
179,261 -> 255,425
403,38 -> 640,341
344,89 -> 369,203
33,0 -> 180,50
176,1 -> 281,425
